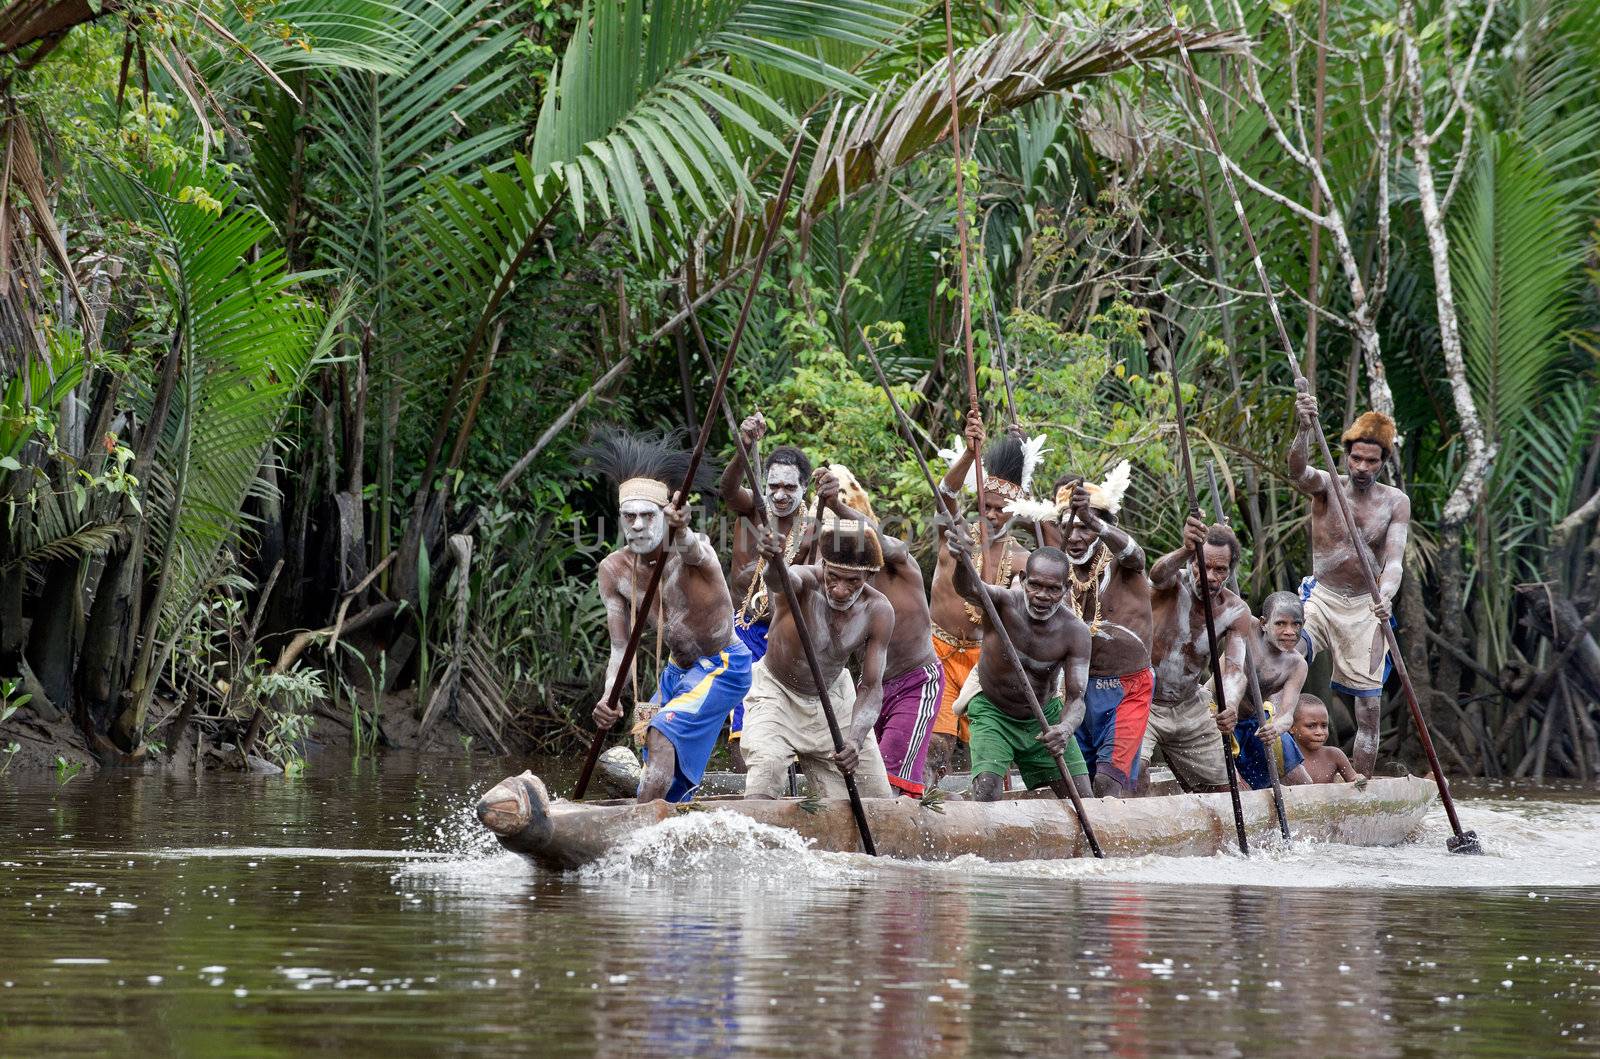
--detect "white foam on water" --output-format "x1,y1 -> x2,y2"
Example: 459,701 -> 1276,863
575,810 -> 867,884
908,799 -> 1600,890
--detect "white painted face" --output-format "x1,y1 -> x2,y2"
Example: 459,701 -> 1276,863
620,499 -> 666,554
767,464 -> 803,517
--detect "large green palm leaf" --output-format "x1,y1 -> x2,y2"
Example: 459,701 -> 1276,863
90,163 -> 330,649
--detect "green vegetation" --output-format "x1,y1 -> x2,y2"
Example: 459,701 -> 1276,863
0,0 -> 1596,780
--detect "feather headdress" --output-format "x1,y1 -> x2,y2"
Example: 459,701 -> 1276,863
574,426 -> 717,508
938,431 -> 1051,500
1052,459 -> 1132,517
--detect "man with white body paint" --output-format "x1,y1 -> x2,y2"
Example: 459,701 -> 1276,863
739,519 -> 895,800
720,412 -> 818,768
1141,516 -> 1247,793
1289,392 -> 1411,778
945,527 -> 1093,801
584,430 -> 752,804
1048,462 -> 1155,798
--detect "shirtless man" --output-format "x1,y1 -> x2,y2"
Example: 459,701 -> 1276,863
927,410 -> 1040,781
821,466 -> 944,795
740,518 -> 895,800
945,529 -> 1092,800
584,430 -> 753,803
1290,695 -> 1363,783
1053,463 -> 1154,798
1141,516 -> 1246,793
721,413 -> 815,766
1289,392 -> 1412,777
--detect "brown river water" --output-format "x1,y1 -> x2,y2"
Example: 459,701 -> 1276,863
3,754 -> 1598,1056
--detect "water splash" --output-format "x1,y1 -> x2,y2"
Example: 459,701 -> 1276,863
576,811 -> 867,884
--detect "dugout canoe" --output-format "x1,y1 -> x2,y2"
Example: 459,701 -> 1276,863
476,770 -> 1438,872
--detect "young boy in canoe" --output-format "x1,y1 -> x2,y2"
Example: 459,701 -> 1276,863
740,518 -> 896,800
1230,591 -> 1315,790
944,526 -> 1093,800
1289,695 -> 1365,784
582,428 -> 753,804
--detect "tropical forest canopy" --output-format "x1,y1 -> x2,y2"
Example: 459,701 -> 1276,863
1,0 -> 1597,778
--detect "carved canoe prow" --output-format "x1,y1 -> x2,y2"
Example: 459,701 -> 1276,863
479,772 -> 1441,872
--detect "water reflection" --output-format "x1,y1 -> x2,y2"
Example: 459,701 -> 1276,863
1,763 -> 1598,1056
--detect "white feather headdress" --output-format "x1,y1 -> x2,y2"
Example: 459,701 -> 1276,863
1003,497 -> 1061,524
1053,459 -> 1133,516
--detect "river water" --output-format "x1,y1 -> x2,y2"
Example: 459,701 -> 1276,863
2,755 -> 1598,1056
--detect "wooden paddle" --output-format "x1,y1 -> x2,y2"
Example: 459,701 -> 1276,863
861,336 -> 1104,858
1164,355 -> 1250,855
1206,460 -> 1293,843
572,124 -> 810,801
1160,1 -> 1478,853
685,308 -> 878,857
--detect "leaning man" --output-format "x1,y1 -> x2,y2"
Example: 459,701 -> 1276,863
583,429 -> 753,803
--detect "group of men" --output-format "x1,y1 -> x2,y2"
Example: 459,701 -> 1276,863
586,388 -> 1408,807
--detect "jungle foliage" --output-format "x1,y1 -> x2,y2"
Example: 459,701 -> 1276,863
0,0 -> 1597,779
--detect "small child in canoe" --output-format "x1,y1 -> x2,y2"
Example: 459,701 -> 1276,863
1290,695 -> 1365,784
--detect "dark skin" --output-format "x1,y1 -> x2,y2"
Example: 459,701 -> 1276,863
1253,600 -> 1309,741
1060,485 -> 1155,679
755,528 -> 895,779
1148,515 -> 1246,791
1290,700 -> 1365,784
946,526 -> 1093,801
722,412 -> 815,611
1289,391 -> 1411,777
927,410 -> 1033,776
872,531 -> 939,681
591,497 -> 735,802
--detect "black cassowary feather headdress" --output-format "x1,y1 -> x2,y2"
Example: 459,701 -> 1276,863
575,426 -> 719,507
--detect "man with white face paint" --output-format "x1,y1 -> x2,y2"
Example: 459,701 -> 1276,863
720,412 -> 817,766
945,528 -> 1092,801
739,518 -> 895,800
581,429 -> 751,804
1038,461 -> 1154,799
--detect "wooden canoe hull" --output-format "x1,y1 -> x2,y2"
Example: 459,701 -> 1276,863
476,772 -> 1438,872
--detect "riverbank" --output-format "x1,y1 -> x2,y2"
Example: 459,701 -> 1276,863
0,690 -> 502,776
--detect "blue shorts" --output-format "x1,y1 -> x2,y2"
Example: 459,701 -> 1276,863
646,641 -> 753,801
1232,704 -> 1307,790
728,618 -> 769,736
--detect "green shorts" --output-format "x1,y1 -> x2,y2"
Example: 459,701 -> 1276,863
968,692 -> 1088,789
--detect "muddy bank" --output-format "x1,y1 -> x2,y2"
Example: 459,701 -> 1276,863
0,689 -> 493,775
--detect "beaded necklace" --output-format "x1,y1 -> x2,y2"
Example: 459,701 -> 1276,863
1067,541 -> 1112,635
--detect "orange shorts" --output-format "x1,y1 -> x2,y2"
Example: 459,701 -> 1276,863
931,634 -> 980,742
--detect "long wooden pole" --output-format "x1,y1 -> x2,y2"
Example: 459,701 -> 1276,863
861,336 -> 1103,858
686,309 -> 877,855
1160,0 -> 1478,853
1207,460 -> 1292,842
573,125 -> 811,800
1164,357 -> 1249,855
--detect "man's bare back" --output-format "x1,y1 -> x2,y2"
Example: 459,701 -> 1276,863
874,535 -> 938,679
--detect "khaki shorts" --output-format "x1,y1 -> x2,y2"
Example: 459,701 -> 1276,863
1302,578 -> 1388,696
1139,689 -> 1230,791
741,661 -> 894,800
